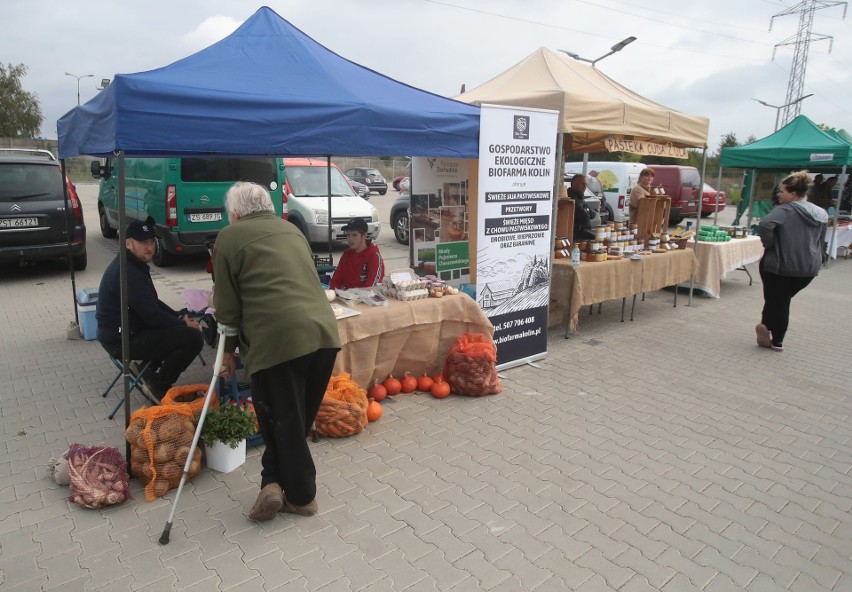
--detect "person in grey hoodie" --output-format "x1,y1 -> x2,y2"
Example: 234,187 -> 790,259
756,171 -> 828,352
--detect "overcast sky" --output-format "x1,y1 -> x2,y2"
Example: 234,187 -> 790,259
3,0 -> 850,153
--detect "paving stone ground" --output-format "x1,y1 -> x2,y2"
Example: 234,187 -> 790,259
1,196 -> 850,591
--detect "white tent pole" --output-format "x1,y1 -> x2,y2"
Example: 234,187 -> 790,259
713,167 -> 723,226
745,169 -> 757,230
826,164 -> 847,267
551,133 -> 566,337
688,147 -> 707,306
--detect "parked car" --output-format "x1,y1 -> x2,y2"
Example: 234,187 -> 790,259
701,183 -> 726,216
284,158 -> 380,244
390,190 -> 411,244
566,161 -> 645,223
564,174 -> 607,226
344,167 -> 388,195
0,148 -> 87,269
346,176 -> 371,200
93,155 -> 282,266
647,164 -> 702,224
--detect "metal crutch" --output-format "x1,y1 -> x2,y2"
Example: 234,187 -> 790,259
159,322 -> 238,545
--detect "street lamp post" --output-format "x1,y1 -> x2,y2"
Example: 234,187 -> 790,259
65,72 -> 94,106
558,36 -> 637,177
752,94 -> 814,132
559,36 -> 637,68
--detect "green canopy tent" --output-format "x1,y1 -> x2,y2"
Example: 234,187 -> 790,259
720,115 -> 852,261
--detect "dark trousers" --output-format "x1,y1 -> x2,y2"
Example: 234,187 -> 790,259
101,326 -> 204,389
251,348 -> 339,505
759,260 -> 813,346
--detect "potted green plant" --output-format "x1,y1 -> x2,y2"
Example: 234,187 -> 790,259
199,403 -> 258,473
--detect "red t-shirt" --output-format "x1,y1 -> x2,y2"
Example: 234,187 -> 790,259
329,242 -> 384,289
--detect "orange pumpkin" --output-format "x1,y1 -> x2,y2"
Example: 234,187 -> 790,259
382,375 -> 402,396
431,378 -> 451,399
400,372 -> 417,393
416,373 -> 434,392
366,400 -> 383,422
369,382 -> 387,402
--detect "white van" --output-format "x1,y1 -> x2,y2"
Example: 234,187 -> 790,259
565,161 -> 645,222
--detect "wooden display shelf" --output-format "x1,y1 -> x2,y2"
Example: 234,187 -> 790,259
556,198 -> 575,246
636,196 -> 670,242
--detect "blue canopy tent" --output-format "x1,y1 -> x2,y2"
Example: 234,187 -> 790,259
56,6 -> 481,438
58,7 -> 479,159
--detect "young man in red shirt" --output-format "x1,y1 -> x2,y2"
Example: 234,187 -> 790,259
329,218 -> 384,289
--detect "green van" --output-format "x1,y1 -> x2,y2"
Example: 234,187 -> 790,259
92,157 -> 284,266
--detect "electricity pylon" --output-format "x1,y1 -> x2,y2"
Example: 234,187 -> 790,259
770,0 -> 847,127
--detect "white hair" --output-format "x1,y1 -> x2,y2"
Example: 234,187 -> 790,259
225,182 -> 275,218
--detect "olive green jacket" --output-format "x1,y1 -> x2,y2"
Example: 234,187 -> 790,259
212,212 -> 340,375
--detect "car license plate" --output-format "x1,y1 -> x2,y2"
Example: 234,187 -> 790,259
0,217 -> 38,228
187,212 -> 222,223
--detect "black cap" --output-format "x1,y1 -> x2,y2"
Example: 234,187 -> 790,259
127,217 -> 156,241
342,217 -> 368,233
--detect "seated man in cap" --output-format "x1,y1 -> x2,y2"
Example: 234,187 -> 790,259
328,217 -> 384,290
96,217 -> 204,401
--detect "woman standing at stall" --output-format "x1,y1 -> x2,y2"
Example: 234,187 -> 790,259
755,171 -> 828,352
628,168 -> 655,224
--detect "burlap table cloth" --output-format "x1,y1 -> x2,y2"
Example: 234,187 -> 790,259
685,236 -> 764,298
333,295 -> 494,388
550,249 -> 697,332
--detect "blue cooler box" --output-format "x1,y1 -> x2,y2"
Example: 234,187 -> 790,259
76,288 -> 98,341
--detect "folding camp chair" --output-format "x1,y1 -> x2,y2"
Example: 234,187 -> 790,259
102,356 -> 155,419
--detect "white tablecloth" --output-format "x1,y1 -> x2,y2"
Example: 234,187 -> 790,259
825,224 -> 852,260
685,236 -> 764,298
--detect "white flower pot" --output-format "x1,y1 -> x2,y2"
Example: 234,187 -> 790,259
204,439 -> 246,473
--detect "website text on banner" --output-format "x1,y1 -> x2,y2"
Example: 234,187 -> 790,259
476,105 -> 559,368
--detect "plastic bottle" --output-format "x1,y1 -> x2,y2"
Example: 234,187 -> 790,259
571,244 -> 580,266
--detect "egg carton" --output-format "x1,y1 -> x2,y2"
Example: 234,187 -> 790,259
385,268 -> 428,291
397,288 -> 429,301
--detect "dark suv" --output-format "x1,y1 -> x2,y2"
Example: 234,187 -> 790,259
0,149 -> 87,269
344,167 -> 388,195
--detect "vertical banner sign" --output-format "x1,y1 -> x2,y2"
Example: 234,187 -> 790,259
410,158 -> 471,286
476,105 -> 558,368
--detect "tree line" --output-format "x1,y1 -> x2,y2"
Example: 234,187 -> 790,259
0,63 -> 42,138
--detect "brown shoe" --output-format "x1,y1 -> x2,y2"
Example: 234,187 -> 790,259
248,483 -> 283,521
755,324 -> 771,348
279,495 -> 318,516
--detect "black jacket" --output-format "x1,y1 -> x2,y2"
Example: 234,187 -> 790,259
96,250 -> 183,346
568,187 -> 595,240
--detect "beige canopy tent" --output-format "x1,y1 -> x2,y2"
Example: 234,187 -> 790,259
457,47 -> 709,154
458,47 -> 712,307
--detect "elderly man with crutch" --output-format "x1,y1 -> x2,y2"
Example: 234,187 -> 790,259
213,181 -> 340,521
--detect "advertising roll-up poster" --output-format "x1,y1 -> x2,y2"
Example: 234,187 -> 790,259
409,158 -> 471,286
476,104 -> 558,368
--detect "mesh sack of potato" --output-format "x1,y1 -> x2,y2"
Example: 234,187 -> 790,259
443,333 -> 502,396
160,383 -> 217,415
125,405 -> 202,501
66,443 -> 131,509
315,373 -> 369,438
